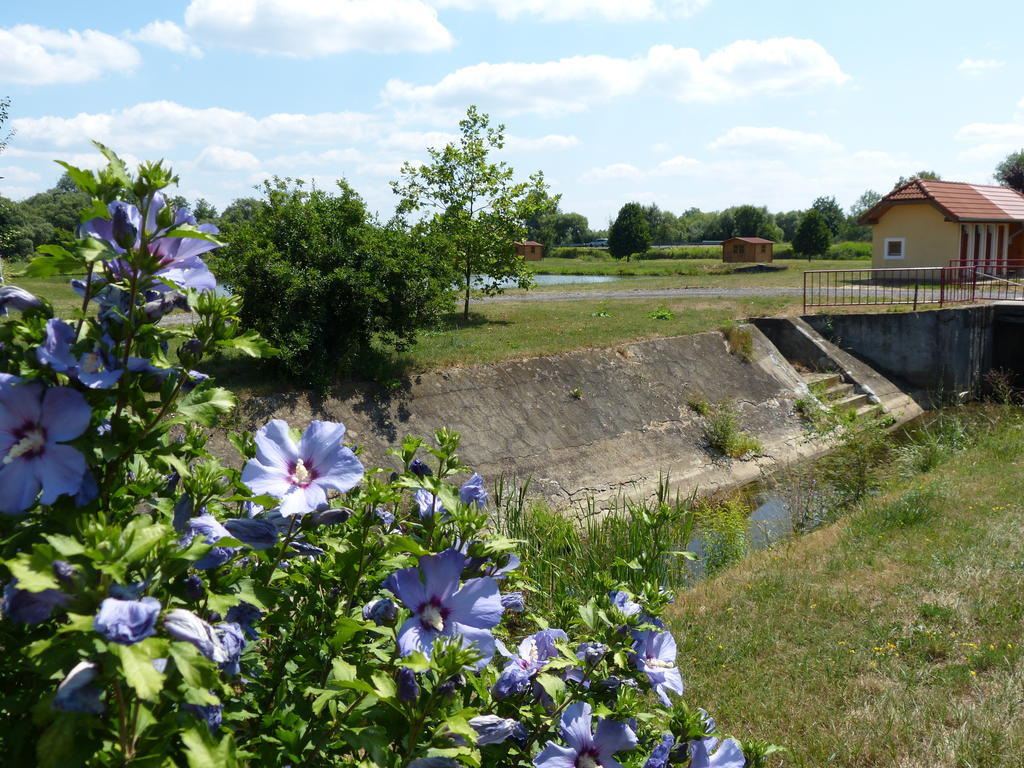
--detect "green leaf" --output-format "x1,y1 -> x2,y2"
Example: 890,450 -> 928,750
44,534 -> 85,557
54,161 -> 97,195
36,715 -> 79,768
169,642 -> 221,690
370,671 -> 396,700
113,641 -> 166,701
92,141 -> 132,186
79,198 -> 110,224
7,551 -> 60,591
25,247 -> 82,277
163,226 -> 223,244
215,330 -> 279,358
174,387 -> 238,427
122,517 -> 172,565
181,725 -> 237,768
77,237 -> 110,265
534,673 -> 566,705
331,658 -> 357,682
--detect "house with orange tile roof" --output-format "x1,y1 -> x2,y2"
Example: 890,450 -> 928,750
515,240 -> 543,260
858,179 -> 1024,269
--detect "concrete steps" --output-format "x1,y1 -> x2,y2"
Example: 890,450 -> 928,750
800,371 -> 880,419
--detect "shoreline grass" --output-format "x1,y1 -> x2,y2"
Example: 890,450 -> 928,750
668,407 -> 1024,766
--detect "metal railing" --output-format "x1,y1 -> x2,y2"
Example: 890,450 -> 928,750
803,264 -> 1024,312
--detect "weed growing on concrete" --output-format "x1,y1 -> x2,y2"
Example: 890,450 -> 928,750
687,393 -> 710,415
570,386 -> 584,400
720,323 -> 755,361
704,400 -> 762,458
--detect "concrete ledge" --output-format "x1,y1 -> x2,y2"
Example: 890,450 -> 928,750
214,328 -> 900,508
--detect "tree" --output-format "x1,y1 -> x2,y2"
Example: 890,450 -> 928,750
995,150 -> 1024,194
843,189 -> 882,242
15,172 -> 91,250
391,106 -> 551,319
217,177 -> 456,386
218,196 -> 264,233
192,197 -> 218,222
0,96 -> 12,164
774,210 -> 802,243
608,202 -> 652,260
730,204 -> 783,241
894,170 -> 941,187
793,209 -> 831,259
810,196 -> 844,240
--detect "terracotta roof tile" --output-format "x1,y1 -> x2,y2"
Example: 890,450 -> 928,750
861,179 -> 1024,223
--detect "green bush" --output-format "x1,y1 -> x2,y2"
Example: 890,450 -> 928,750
634,246 -> 722,260
214,178 -> 456,387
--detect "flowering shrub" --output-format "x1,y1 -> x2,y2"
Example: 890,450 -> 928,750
0,147 -> 776,767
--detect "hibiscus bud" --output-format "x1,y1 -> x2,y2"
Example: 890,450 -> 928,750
143,292 -> 188,322
0,286 -> 43,316
469,715 -> 526,746
437,673 -> 465,698
184,574 -> 205,602
307,507 -> 352,527
362,598 -> 398,626
396,667 -> 420,702
500,591 -> 525,613
224,517 -> 279,550
52,661 -> 105,715
93,597 -> 161,645
52,560 -> 77,586
2,581 -> 70,624
111,204 -> 138,251
409,458 -> 432,478
578,642 -> 608,666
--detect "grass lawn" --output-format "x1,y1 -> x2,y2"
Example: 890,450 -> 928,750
669,410 -> 1024,766
376,294 -> 795,374
7,274 -> 83,317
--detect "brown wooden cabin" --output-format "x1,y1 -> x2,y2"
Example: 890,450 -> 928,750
722,237 -> 774,263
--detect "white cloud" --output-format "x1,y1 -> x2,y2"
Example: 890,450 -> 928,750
267,149 -> 366,168
127,20 -> 203,58
0,25 -> 140,85
957,58 -> 1004,75
651,155 -> 701,176
578,163 -> 643,183
383,38 -> 848,116
503,134 -> 579,152
183,0 -> 453,56
195,146 -> 262,172
376,130 -> 459,153
428,0 -> 709,21
0,166 -> 41,184
11,101 -> 379,152
709,126 -> 843,154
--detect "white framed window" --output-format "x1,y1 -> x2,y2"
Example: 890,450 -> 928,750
884,237 -> 905,260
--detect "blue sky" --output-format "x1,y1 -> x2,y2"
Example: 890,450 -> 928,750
2,0 -> 1022,229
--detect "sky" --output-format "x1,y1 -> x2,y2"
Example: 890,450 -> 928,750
1,0 -> 1023,229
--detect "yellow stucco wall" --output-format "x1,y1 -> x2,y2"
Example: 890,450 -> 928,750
870,203 -> 960,268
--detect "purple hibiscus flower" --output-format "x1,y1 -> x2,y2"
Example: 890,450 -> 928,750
179,514 -> 239,569
2,580 -> 70,624
0,380 -> 91,514
534,701 -> 636,768
459,473 -> 487,508
80,195 -> 220,293
631,630 -> 685,706
37,319 -> 123,389
414,488 -> 446,520
643,733 -> 676,768
241,420 -> 364,518
383,549 -> 503,668
609,590 -> 642,617
493,628 -> 567,700
0,285 -> 42,315
689,736 -> 746,768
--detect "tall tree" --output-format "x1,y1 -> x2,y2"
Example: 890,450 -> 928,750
392,105 -> 550,319
774,210 -> 802,242
894,170 -> 941,187
793,209 -> 832,259
192,198 -> 218,222
0,96 -> 12,164
843,189 -> 883,241
608,202 -> 652,260
995,150 -> 1024,194
810,196 -> 844,239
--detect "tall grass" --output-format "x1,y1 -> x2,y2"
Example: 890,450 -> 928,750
490,476 -> 696,624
